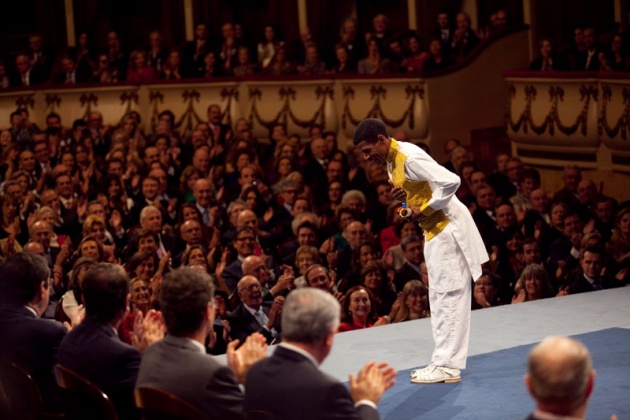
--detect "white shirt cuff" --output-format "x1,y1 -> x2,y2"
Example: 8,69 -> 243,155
354,399 -> 377,410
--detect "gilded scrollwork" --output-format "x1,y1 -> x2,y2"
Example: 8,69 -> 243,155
149,90 -> 164,130
507,84 -> 597,136
15,95 -> 35,110
220,87 -> 239,127
598,85 -> 630,141
176,89 -> 202,139
79,93 -> 98,119
341,84 -> 425,131
248,84 -> 333,133
45,94 -> 61,112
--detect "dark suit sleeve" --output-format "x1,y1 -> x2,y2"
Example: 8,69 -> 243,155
201,365 -> 244,418
320,382 -> 379,420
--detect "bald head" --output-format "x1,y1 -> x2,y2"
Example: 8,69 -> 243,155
343,221 -> 366,248
526,336 -> 594,416
236,209 -> 258,233
193,178 -> 214,207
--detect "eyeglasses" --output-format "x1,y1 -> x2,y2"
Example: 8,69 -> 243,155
238,284 -> 261,293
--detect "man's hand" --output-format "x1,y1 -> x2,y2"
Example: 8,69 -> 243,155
267,296 -> 285,328
349,361 -> 397,405
226,332 -> 268,384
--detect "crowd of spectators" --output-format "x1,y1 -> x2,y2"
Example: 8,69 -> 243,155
0,99 -> 628,341
1,10 -> 629,419
0,9 -> 517,89
531,25 -> 630,71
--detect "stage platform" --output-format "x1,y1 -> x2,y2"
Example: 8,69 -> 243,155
218,287 -> 630,418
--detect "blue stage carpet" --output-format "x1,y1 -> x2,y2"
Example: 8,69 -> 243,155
376,328 -> 630,419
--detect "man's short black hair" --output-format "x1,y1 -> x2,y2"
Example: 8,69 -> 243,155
0,253 -> 50,306
72,119 -> 87,130
352,118 -> 388,145
82,263 -> 129,323
159,267 -> 214,336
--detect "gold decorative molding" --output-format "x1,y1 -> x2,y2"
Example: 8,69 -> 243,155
507,83 -> 597,136
341,84 -> 425,131
598,85 -> 630,141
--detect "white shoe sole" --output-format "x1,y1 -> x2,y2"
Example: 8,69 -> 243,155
410,375 -> 461,384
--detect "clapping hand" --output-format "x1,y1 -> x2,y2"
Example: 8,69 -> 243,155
227,332 -> 268,385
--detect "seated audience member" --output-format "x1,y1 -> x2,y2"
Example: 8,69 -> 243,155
57,257 -> 95,322
137,267 -> 267,418
512,264 -> 554,303
221,226 -> 257,293
530,38 -> 569,71
228,275 -> 284,345
0,253 -> 70,413
360,261 -> 397,317
563,246 -> 620,294
525,336 -> 602,419
358,38 -> 393,74
401,34 -> 429,73
244,288 -> 396,420
552,166 -> 582,210
58,263 -> 164,420
451,12 -> 479,59
394,235 -> 425,292
472,272 -> 503,309
338,285 -> 384,332
423,37 -> 455,71
606,207 -> 630,264
242,254 -> 294,299
391,279 -> 430,322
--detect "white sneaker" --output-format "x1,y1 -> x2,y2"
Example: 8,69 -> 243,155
410,365 -> 461,384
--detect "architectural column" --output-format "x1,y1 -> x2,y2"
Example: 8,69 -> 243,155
614,0 -> 624,30
461,0 -> 478,32
297,0 -> 307,30
522,0 -> 536,62
407,0 -> 418,30
184,0 -> 194,41
64,0 -> 76,47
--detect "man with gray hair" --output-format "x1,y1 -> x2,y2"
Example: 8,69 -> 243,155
244,288 -> 396,420
524,336 -> 604,419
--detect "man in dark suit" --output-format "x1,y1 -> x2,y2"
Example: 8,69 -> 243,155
565,246 -> 619,294
244,288 -> 396,420
394,235 -> 425,292
206,103 -> 232,146
137,267 -> 267,418
222,226 -> 256,294
10,53 -> 47,87
228,275 -> 284,345
575,27 -> 602,71
58,263 -> 160,420
524,336 -> 595,419
0,253 -> 68,413
53,55 -> 92,84
303,137 -> 330,194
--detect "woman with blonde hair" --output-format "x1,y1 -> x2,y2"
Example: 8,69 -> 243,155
391,280 -> 430,323
512,264 -> 554,303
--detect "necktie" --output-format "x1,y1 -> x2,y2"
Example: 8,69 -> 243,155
203,208 -> 210,226
22,74 -> 28,86
255,309 -> 268,326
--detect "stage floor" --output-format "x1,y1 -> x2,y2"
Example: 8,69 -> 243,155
322,286 -> 630,382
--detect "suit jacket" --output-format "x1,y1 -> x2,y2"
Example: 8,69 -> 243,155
303,158 -> 329,206
394,262 -> 422,292
244,345 -> 379,420
0,304 -> 66,411
58,318 -> 140,419
227,302 -> 277,344
223,259 -> 244,294
136,335 -> 243,419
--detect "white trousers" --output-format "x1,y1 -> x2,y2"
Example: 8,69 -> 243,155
424,226 -> 472,369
